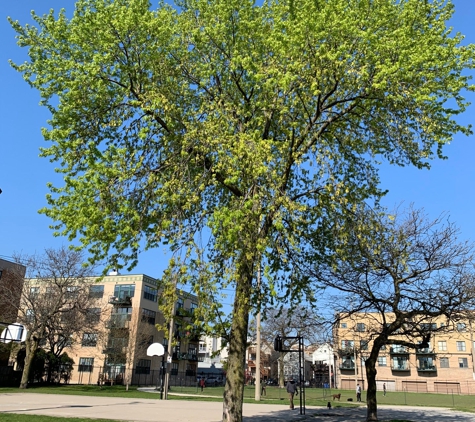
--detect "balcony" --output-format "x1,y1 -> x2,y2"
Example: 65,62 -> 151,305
339,362 -> 355,371
108,295 -> 132,306
417,365 -> 437,372
416,348 -> 436,356
107,315 -> 130,329
390,347 -> 409,355
391,363 -> 410,372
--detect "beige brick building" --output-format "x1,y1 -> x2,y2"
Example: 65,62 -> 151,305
26,273 -> 200,386
334,313 -> 475,394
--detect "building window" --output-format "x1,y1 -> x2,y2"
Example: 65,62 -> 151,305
379,344 -> 386,351
438,341 -> 447,351
190,302 -> 198,314
65,286 -> 79,299
456,341 -> 466,351
89,285 -> 104,298
114,284 -> 135,300
26,309 -> 35,323
143,285 -> 157,302
81,333 -> 97,347
87,308 -> 101,324
459,358 -> 468,368
142,308 -> 156,325
457,323 -> 466,332
340,323 -> 347,329
79,357 -> 94,372
356,323 -> 365,332
360,340 -> 369,351
420,323 -> 437,331
30,287 -> 40,296
377,356 -> 387,367
440,357 -> 449,368
136,359 -> 151,374
341,340 -> 354,349
171,362 -> 179,375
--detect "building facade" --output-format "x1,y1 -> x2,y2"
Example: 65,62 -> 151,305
334,312 -> 475,394
19,273 -> 200,386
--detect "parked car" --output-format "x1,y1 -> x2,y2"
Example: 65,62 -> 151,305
206,376 -> 225,386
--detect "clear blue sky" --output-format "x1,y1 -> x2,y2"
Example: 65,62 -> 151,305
1,0 -> 474,282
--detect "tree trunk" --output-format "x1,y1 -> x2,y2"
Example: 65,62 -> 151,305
19,335 -> 39,389
222,264 -> 253,422
365,354 -> 378,421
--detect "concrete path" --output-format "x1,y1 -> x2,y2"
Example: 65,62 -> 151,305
0,393 -> 474,422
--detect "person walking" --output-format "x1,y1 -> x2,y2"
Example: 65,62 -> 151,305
261,379 -> 266,396
199,378 -> 205,392
286,378 -> 298,409
383,382 -> 386,396
356,383 -> 362,402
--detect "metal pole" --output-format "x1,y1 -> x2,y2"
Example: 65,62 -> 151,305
255,264 -> 261,401
160,355 -> 165,400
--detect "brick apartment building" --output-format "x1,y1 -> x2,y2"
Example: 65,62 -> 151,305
19,273 -> 200,385
334,312 -> 475,394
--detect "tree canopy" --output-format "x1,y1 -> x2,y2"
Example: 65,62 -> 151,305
10,0 -> 474,420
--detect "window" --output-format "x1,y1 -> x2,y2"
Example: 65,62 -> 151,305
456,341 -> 466,351
356,323 -> 365,332
65,286 -> 79,298
82,333 -> 97,347
457,323 -> 466,332
135,359 -> 151,374
89,285 -> 104,298
341,323 -> 347,329
341,340 -> 354,349
360,340 -> 369,351
87,308 -> 101,323
440,357 -> 449,368
379,344 -> 386,351
26,309 -> 35,323
30,287 -> 40,296
420,323 -> 437,331
79,357 -> 94,372
438,341 -> 447,351
143,285 -> 157,302
459,358 -> 468,368
113,284 -> 135,300
163,338 -> 169,349
171,362 -> 179,375
142,308 -> 156,325
377,356 -> 387,367
190,303 -> 198,314
176,298 -> 184,309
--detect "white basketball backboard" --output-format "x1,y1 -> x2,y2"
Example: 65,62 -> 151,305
0,323 -> 27,343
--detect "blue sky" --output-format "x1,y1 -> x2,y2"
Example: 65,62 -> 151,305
1,0 -> 474,285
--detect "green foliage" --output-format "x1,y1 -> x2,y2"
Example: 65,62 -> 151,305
9,0 -> 474,312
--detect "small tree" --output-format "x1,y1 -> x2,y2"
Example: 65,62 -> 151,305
306,206 -> 475,421
7,247 -> 97,389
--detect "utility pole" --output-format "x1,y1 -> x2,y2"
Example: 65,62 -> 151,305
255,264 -> 261,401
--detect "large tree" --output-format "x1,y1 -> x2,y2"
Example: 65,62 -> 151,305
304,206 -> 475,421
10,0 -> 474,419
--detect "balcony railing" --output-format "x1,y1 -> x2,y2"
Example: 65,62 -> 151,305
339,362 -> 355,371
417,365 -> 436,372
390,347 -> 409,355
416,348 -> 436,355
391,364 -> 410,371
108,295 -> 132,306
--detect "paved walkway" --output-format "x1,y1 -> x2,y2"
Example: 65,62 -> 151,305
1,392 -> 474,422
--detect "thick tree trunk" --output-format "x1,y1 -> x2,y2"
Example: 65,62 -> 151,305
222,264 -> 253,422
278,354 -> 285,388
365,355 -> 378,421
19,336 -> 39,389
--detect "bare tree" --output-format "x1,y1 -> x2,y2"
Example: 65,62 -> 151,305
305,206 -> 475,421
255,307 -> 321,387
7,247 -> 98,388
